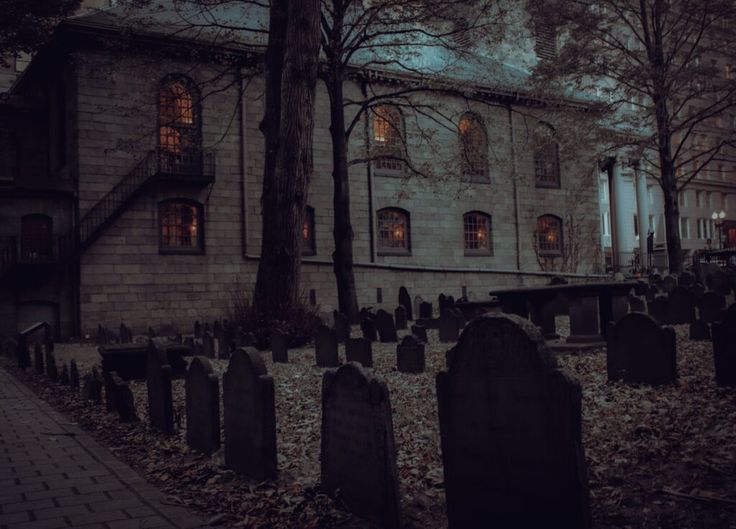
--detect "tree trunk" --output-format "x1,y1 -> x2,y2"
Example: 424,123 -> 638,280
325,71 -> 360,322
253,0 -> 321,319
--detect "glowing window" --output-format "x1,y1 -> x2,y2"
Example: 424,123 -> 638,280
537,215 -> 563,256
159,200 -> 203,253
377,208 -> 410,254
159,78 -> 199,156
458,113 -> 488,182
463,212 -> 492,255
534,122 -> 560,187
372,106 -> 405,174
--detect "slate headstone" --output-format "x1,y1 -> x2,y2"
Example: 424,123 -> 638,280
413,295 -> 424,321
712,304 -> 736,386
321,363 -> 401,529
69,359 -> 80,389
146,347 -> 174,435
202,331 -> 215,359
345,337 -> 373,368
361,318 -> 377,342
120,323 -> 133,344
185,356 -> 221,455
394,305 -> 408,330
315,325 -> 340,368
223,348 -> 277,480
396,335 -> 425,373
84,367 -> 103,404
375,310 -> 398,343
665,286 -> 695,324
398,287 -> 413,321
439,310 -> 460,343
436,313 -> 591,529
271,332 -> 289,363
419,301 -> 433,319
411,324 -> 427,343
699,291 -> 726,323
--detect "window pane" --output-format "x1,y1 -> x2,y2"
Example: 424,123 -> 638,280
377,210 -> 408,250
537,215 -> 562,254
373,106 -> 404,172
464,213 -> 491,252
160,202 -> 200,250
459,114 -> 488,179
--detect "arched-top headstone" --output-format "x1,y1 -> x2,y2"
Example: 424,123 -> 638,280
375,310 -> 398,343
315,325 -> 339,367
185,357 -> 221,455
394,305 -> 407,330
396,335 -> 425,373
436,313 -> 590,529
398,287 -> 412,321
223,348 -> 277,480
360,318 -> 377,342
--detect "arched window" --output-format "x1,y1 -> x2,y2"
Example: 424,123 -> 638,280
302,206 -> 316,256
534,122 -> 560,187
159,199 -> 204,254
372,105 -> 405,175
159,76 -> 201,173
536,215 -> 563,256
21,214 -> 53,262
458,113 -> 489,182
377,208 -> 410,254
463,211 -> 492,255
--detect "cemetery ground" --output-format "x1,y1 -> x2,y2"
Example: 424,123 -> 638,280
3,319 -> 736,529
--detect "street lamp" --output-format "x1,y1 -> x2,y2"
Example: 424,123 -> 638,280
711,210 -> 726,249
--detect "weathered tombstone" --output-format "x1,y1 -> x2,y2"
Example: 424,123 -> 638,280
111,372 -> 138,422
438,293 -> 449,316
315,325 -> 340,368
194,321 -> 202,339
345,337 -> 373,367
689,320 -> 711,340
223,348 -> 277,480
361,318 -> 378,342
359,307 -> 375,321
439,311 -> 460,343
606,312 -> 677,385
271,332 -> 289,363
34,343 -> 44,375
436,313 -> 590,528
411,324 -> 427,343
419,301 -> 433,319
321,363 -> 401,529
699,291 -> 726,323
185,357 -> 221,455
413,295 -> 424,321
202,331 -> 215,359
647,295 -> 668,324
394,305 -> 407,330
59,364 -> 70,385
398,286 -> 413,321
665,286 -> 695,324
375,310 -> 398,343
146,347 -> 174,435
396,335 -> 425,374
712,304 -> 736,386
333,311 -> 351,343
69,359 -> 80,388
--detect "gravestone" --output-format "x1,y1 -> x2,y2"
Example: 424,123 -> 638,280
699,291 -> 726,323
662,275 -> 677,293
707,269 -> 732,296
436,313 -> 591,529
194,321 -> 202,339
59,364 -> 70,385
202,331 -> 215,358
396,335 -> 425,373
111,372 -> 138,422
359,307 -> 375,321
679,271 -> 695,288
647,296 -> 668,324
148,326 -> 155,339
645,285 -> 659,302
84,368 -> 103,404
413,296 -> 424,321
411,324 -> 427,343
627,295 -> 646,313
361,318 -> 377,342
690,282 -> 706,301
375,310 -> 398,343
223,348 -> 277,480
157,344 -> 190,378
439,294 -> 449,316
192,339 -> 203,357
99,343 -> 151,380
394,305 -> 407,330
120,323 -> 133,344
321,363 -> 401,529
34,343 -> 44,375
606,312 -> 677,385
665,286 -> 695,324
271,332 -> 289,363
345,337 -> 372,367
419,301 -> 433,319
439,311 -> 460,343
46,352 -> 58,382
398,287 -> 413,321
689,320 -> 710,340
315,325 -> 340,368
185,357 -> 221,455
236,329 -> 256,348
333,311 -> 351,343
712,304 -> 736,386
146,347 -> 174,435
69,359 -> 80,388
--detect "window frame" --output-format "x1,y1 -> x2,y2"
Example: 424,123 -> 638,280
302,205 -> 316,256
158,75 -> 203,167
458,112 -> 490,183
371,105 -> 406,177
376,207 -> 411,256
463,211 -> 493,256
533,122 -> 561,188
536,214 -> 563,257
158,198 -> 205,255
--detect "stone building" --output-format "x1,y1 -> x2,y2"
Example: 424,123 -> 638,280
0,1 -> 604,338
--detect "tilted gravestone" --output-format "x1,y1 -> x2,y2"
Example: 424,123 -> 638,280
396,335 -> 425,374
436,313 -> 591,529
202,331 -> 215,359
223,348 -> 277,480
419,301 -> 433,319
271,332 -> 289,363
146,346 -> 174,435
647,296 -> 668,324
411,324 -> 427,343
698,291 -> 726,323
34,343 -> 44,375
375,310 -> 398,343
439,310 -> 461,343
69,359 -> 80,389
59,364 -> 70,385
689,319 -> 710,340
185,356 -> 221,455
394,305 -> 408,330
345,337 -> 373,368
606,312 -> 677,385
398,286 -> 413,321
361,318 -> 378,342
712,303 -> 736,386
321,362 -> 401,529
315,325 -> 340,368
333,311 -> 351,343
665,286 -> 695,324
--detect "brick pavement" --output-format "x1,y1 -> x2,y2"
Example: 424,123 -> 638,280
0,367 -> 207,529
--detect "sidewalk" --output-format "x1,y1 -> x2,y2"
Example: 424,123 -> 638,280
0,366 -> 206,529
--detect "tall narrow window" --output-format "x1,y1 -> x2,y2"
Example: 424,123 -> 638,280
21,214 -> 53,262
372,105 -> 405,175
534,21 -> 557,61
302,206 -> 316,256
159,76 -> 201,174
534,122 -> 560,187
463,211 -> 492,255
458,113 -> 489,182
536,215 -> 563,256
159,199 -> 204,254
377,208 -> 410,254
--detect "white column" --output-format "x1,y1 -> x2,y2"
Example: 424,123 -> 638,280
633,160 -> 650,270
610,159 -> 629,271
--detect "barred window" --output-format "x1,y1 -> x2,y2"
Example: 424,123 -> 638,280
377,208 -> 410,254
463,211 -> 492,255
159,200 -> 204,253
302,206 -> 316,256
537,215 -> 563,256
372,105 -> 405,174
459,113 -> 489,182
534,22 -> 557,61
159,77 -> 200,156
534,122 -> 560,187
